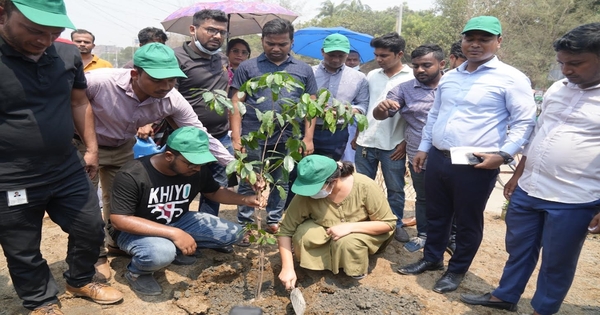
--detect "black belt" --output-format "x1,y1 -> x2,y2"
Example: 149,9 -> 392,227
73,134 -> 128,151
436,147 -> 451,158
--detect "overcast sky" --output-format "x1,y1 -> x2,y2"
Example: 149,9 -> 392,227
61,0 -> 435,47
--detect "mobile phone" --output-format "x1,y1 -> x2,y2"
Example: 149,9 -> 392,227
466,153 -> 483,165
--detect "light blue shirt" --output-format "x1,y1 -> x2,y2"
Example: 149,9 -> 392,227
312,62 -> 369,125
418,57 -> 536,156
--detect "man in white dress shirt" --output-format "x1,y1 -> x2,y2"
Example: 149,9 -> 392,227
461,22 -> 600,315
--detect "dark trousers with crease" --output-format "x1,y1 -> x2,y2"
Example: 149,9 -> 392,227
422,148 -> 498,274
0,167 -> 104,310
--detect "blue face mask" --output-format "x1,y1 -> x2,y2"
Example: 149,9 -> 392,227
193,28 -> 221,56
310,183 -> 333,199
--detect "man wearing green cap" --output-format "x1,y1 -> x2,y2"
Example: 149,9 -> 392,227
0,0 -> 124,313
74,42 -> 236,281
397,16 -> 536,294
109,127 -> 262,295
312,33 -> 369,160
284,33 -> 369,207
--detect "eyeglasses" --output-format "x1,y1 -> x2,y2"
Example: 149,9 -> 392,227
201,26 -> 228,37
177,156 -> 202,170
231,48 -> 249,56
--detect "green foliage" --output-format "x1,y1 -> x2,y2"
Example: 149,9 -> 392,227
204,71 -> 367,197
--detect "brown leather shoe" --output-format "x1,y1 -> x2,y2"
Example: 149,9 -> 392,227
66,282 -> 123,304
93,257 -> 111,283
265,223 -> 279,234
402,216 -> 417,227
30,304 -> 63,315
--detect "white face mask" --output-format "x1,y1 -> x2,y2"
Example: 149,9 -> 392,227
193,28 -> 221,56
310,183 -> 333,199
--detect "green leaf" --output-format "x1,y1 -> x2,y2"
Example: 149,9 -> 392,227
276,113 -> 285,127
202,92 -> 214,103
325,110 -> 335,126
283,155 -> 295,173
317,89 -> 329,106
238,102 -> 247,116
255,108 -> 263,121
276,185 -> 287,200
256,96 -> 266,104
356,114 -> 368,131
226,160 -> 239,176
266,237 -> 277,245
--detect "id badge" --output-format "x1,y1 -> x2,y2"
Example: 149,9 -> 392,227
7,189 -> 28,206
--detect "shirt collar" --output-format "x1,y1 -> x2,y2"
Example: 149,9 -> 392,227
0,35 -> 59,60
376,64 -> 412,78
317,61 -> 344,74
457,55 -> 500,73
412,78 -> 435,90
562,79 -> 600,90
257,52 -> 295,65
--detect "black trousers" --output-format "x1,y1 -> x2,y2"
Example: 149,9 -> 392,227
0,167 -> 104,310
423,148 -> 498,274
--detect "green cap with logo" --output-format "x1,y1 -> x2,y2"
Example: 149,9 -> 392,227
133,43 -> 187,79
291,155 -> 338,196
166,127 -> 216,165
322,33 -> 350,54
462,16 -> 502,35
12,0 -> 76,29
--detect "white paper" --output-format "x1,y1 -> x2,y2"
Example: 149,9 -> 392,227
450,146 -> 498,165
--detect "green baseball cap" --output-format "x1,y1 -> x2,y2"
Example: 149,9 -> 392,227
166,127 -> 216,165
322,33 -> 350,54
12,0 -> 76,29
133,43 -> 187,79
291,155 -> 338,196
462,16 -> 502,35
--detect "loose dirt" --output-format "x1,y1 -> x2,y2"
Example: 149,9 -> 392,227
1,199 -> 599,315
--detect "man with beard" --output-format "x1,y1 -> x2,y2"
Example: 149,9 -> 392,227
397,16 -> 536,294
109,127 -> 262,296
0,1 -> 123,313
73,42 -> 234,281
373,44 -> 446,253
230,18 -> 318,242
351,32 -> 414,243
173,9 -> 234,220
71,29 -> 112,71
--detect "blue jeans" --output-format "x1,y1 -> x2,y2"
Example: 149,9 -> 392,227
117,211 -> 243,275
0,167 -> 104,310
409,163 -> 427,237
492,186 -> 599,315
237,144 -> 288,225
199,133 -> 234,216
354,144 -> 406,227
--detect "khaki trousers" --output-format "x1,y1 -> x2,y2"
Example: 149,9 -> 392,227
75,138 -> 135,256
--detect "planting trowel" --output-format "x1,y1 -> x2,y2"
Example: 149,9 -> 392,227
290,287 -> 306,315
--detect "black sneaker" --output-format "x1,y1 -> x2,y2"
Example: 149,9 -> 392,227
394,227 -> 410,243
125,271 -> 162,296
173,254 -> 197,265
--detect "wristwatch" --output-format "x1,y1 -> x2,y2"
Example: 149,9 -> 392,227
497,151 -> 514,164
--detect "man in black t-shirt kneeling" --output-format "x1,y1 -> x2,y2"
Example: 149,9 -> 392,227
109,127 -> 262,296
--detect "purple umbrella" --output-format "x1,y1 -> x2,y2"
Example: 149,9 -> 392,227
161,0 -> 299,37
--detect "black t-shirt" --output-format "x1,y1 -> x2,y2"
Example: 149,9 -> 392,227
109,156 -> 220,238
0,37 -> 87,189
174,43 -> 230,138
